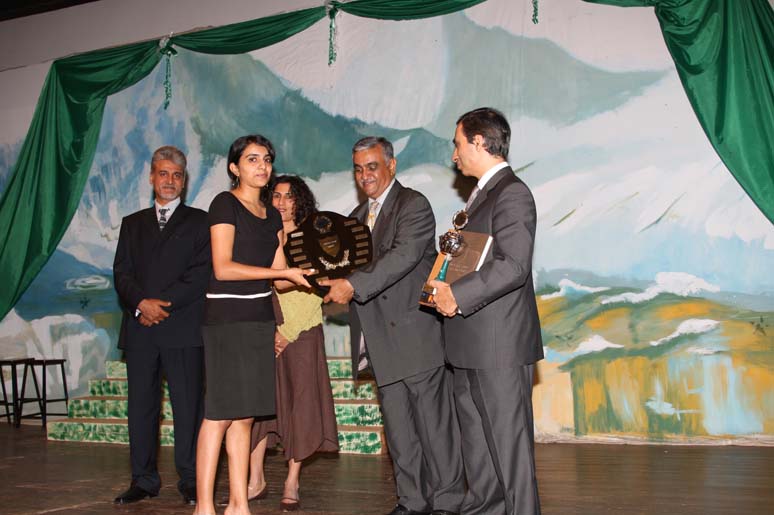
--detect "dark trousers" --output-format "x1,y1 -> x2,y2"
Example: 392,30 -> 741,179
454,365 -> 540,515
125,344 -> 204,494
378,365 -> 465,513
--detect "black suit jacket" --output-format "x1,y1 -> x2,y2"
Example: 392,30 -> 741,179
113,204 -> 210,350
347,181 -> 445,386
444,167 -> 543,369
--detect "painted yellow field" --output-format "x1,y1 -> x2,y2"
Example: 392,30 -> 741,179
535,293 -> 774,439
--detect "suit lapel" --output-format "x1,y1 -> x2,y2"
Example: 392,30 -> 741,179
352,202 -> 369,225
371,181 -> 402,245
467,167 -> 512,215
157,204 -> 190,244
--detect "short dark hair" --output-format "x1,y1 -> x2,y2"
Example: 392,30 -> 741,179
456,108 -> 510,160
227,134 -> 276,189
352,136 -> 394,164
271,175 -> 318,226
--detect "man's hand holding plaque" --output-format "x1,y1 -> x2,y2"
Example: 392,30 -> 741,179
284,211 -> 373,294
419,210 -> 492,309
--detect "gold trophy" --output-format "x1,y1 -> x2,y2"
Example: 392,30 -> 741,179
419,210 -> 469,307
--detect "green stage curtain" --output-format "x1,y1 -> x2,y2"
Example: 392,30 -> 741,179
172,6 -> 325,53
585,0 -> 774,225
0,0 -> 497,320
0,8 -> 328,320
0,42 -> 161,321
333,0 -> 489,19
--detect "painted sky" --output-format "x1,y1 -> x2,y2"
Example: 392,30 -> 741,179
1,0 -> 772,297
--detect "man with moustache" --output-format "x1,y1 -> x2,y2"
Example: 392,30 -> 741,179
319,137 -> 464,515
113,146 -> 210,505
429,108 -> 543,515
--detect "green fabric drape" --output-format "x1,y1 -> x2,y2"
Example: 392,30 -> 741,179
173,6 -> 325,54
0,8 -> 328,321
585,0 -> 774,225
0,42 -> 161,322
332,0 -> 489,19
0,0 -> 498,321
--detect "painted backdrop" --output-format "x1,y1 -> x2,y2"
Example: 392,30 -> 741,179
1,0 -> 772,442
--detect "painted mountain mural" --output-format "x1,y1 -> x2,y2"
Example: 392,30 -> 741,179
0,7 -> 771,440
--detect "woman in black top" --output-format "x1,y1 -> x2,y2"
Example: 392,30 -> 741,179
194,135 -> 311,515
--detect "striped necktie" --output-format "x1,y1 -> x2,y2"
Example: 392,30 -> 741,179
367,200 -> 379,230
359,201 -> 380,372
158,208 -> 169,231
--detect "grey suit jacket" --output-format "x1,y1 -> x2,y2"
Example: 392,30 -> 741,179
347,180 -> 445,386
444,167 -> 543,369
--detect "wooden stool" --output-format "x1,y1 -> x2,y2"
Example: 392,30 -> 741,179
0,358 -> 35,427
19,359 -> 70,427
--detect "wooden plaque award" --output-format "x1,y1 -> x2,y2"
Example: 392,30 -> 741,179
284,211 -> 373,291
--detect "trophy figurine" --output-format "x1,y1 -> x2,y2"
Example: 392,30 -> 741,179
419,210 -> 469,307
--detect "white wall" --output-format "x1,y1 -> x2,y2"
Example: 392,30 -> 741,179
0,0 -> 322,70
0,0 -> 319,142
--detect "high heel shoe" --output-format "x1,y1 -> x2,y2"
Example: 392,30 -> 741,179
248,484 -> 268,501
280,495 -> 300,512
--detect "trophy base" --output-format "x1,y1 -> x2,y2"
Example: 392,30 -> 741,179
418,284 -> 437,308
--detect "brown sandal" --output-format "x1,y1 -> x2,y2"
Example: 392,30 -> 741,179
280,496 -> 300,512
248,484 -> 268,501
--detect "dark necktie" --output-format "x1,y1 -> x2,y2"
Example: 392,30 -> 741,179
158,208 -> 169,231
465,185 -> 480,212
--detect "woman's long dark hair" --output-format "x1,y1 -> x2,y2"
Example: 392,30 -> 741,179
270,175 -> 318,226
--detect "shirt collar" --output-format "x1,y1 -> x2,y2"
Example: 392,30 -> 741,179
370,177 -> 396,208
477,161 -> 509,190
155,197 -> 181,219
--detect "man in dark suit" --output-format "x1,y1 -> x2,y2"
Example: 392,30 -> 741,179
112,146 -> 210,505
429,108 -> 543,515
320,137 -> 464,515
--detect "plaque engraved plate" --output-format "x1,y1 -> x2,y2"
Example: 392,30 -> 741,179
284,211 -> 373,291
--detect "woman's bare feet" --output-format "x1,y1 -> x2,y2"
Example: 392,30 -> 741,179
223,505 -> 251,515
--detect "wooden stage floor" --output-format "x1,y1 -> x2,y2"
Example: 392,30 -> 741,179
1,423 -> 772,515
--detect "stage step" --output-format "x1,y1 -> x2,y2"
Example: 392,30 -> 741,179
47,418 -> 386,454
106,359 -> 356,381
89,377 -> 377,401
334,400 -> 383,426
337,425 -> 387,455
330,378 -> 377,400
68,396 -> 382,427
49,359 -> 385,454
47,418 -> 176,446
325,357 -> 353,379
68,397 -> 174,420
